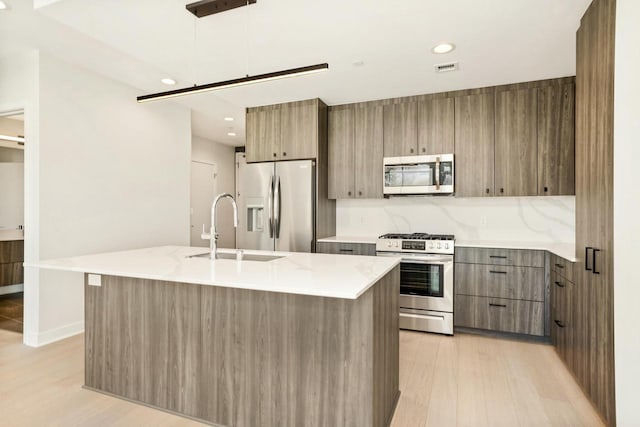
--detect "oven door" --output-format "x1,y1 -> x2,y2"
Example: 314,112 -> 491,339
378,252 -> 453,313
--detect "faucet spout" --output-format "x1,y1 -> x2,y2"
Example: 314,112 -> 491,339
206,193 -> 239,259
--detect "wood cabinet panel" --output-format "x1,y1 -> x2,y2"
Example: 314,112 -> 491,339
550,254 -> 575,283
280,103 -> 318,160
0,262 -> 23,286
455,263 -> 545,302
328,109 -> 355,199
495,88 -> 538,196
0,240 -> 23,264
383,102 -> 417,157
455,247 -> 545,268
454,295 -> 544,336
355,106 -> 384,198
245,109 -> 281,162
454,93 -> 495,197
417,97 -> 454,155
316,241 -> 376,256
538,84 -> 576,196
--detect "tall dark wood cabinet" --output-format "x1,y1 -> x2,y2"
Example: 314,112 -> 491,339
568,0 -> 616,424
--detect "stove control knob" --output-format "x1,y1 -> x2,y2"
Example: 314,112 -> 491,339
437,242 -> 441,249
445,243 -> 449,249
429,242 -> 434,249
387,241 -> 392,248
394,242 -> 399,248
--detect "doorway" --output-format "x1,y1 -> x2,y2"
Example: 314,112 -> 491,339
0,111 -> 25,334
190,160 -> 217,247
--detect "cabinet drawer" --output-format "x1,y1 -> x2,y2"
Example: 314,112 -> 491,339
550,270 -> 574,368
316,241 -> 376,256
455,263 -> 544,302
551,254 -> 575,283
455,247 -> 544,268
454,295 -> 544,336
0,240 -> 24,264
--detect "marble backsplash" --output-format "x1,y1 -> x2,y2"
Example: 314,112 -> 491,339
336,196 -> 575,243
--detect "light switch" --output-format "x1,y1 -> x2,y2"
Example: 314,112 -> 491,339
88,274 -> 102,287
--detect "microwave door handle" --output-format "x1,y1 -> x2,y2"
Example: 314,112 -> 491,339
435,156 -> 441,190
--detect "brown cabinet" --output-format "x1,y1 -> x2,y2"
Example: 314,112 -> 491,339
245,99 -> 325,163
0,240 -> 24,287
417,97 -> 455,155
537,84 -> 576,196
495,88 -> 539,197
383,102 -> 417,157
454,246 -> 545,336
245,108 -> 281,163
454,92 -> 496,197
328,106 -> 383,199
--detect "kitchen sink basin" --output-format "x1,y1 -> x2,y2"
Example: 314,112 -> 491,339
188,252 -> 284,262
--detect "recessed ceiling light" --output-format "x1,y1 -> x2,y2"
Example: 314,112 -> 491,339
353,60 -> 365,67
224,117 -> 234,122
161,78 -> 176,85
227,132 -> 236,137
432,43 -> 455,54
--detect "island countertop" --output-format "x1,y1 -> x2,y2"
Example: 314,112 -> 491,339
25,245 -> 401,299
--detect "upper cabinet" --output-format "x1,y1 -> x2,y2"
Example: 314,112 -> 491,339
328,105 -> 383,199
454,92 -> 496,197
537,83 -> 576,196
245,108 -> 281,163
495,88 -> 539,197
383,102 -> 417,157
417,97 -> 455,155
245,99 -> 326,163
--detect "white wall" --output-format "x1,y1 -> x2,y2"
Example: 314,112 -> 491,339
613,0 -> 640,424
191,136 -> 236,249
337,196 -> 575,243
0,163 -> 24,228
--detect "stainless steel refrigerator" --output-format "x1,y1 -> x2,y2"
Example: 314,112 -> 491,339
235,152 -> 316,252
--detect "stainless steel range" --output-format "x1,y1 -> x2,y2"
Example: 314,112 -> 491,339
376,233 -> 454,335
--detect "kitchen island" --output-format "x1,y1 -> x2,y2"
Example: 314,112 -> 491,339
29,246 -> 401,427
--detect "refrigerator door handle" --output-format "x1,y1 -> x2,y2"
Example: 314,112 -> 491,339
267,175 -> 274,238
274,176 -> 281,238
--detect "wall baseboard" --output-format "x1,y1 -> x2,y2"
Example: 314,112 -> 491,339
0,284 -> 24,295
23,321 -> 84,347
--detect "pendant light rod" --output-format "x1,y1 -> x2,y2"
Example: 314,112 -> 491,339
137,63 -> 329,103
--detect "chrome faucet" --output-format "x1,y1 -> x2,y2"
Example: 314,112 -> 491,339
201,193 -> 239,259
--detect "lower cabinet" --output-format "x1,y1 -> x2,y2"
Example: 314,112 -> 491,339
0,240 -> 24,287
550,255 -> 576,372
454,246 -> 546,336
316,241 -> 376,256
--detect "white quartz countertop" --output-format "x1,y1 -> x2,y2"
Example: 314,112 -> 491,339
0,229 -> 24,241
455,240 -> 576,262
317,236 -> 378,245
25,246 -> 401,300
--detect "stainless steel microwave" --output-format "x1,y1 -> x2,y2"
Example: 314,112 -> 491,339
383,154 -> 454,196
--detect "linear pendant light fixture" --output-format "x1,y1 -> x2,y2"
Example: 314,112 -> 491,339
137,63 -> 329,103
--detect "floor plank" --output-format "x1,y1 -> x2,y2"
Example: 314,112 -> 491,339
0,329 -> 604,426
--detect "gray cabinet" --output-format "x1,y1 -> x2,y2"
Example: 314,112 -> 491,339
316,241 -> 376,256
383,102 -> 418,157
454,92 -> 496,197
245,108 -> 281,163
280,102 -> 318,160
328,106 -> 383,199
417,97 -> 455,155
494,88 -> 539,197
454,246 -> 546,336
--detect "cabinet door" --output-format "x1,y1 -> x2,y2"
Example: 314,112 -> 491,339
383,102 -> 418,157
417,97 -> 454,155
454,93 -> 495,197
355,106 -> 384,198
280,103 -> 318,160
245,109 -> 281,163
538,83 -> 576,196
328,108 -> 355,199
495,88 -> 538,196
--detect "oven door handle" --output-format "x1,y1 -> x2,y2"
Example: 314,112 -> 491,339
400,312 -> 445,321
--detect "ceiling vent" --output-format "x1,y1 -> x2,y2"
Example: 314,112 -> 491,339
434,62 -> 459,73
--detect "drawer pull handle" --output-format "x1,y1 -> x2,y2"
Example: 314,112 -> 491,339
554,320 -> 565,328
489,255 -> 507,259
554,281 -> 565,288
339,248 -> 354,252
555,263 -> 564,269
489,303 -> 507,308
489,270 -> 507,275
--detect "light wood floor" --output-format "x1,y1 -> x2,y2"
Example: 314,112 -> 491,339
0,329 -> 603,427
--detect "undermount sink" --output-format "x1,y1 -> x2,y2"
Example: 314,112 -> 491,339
189,251 -> 284,262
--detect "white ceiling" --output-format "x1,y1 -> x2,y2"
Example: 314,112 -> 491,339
1,0 -> 591,146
